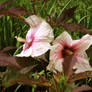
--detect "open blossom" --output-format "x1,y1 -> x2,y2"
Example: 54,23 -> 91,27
47,31 -> 92,73
16,15 -> 54,57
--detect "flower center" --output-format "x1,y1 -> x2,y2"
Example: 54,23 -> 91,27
27,38 -> 34,48
62,46 -> 74,58
24,38 -> 34,51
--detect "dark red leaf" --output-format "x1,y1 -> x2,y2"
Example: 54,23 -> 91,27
0,6 -> 32,16
7,6 -> 32,16
62,23 -> 92,35
56,6 -> 77,24
11,77 -> 51,87
63,54 -> 77,77
0,0 -> 17,18
0,46 -> 16,52
72,85 -> 92,92
69,71 -> 92,83
19,65 -> 37,74
0,52 -> 20,68
15,57 -> 37,68
15,56 -> 48,72
0,6 -> 33,24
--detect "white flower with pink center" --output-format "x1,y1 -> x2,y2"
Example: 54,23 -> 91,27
47,31 -> 92,73
16,15 -> 54,57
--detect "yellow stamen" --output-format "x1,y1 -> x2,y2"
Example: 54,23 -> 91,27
15,36 -> 28,43
65,49 -> 73,55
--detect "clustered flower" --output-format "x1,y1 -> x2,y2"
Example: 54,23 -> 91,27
16,15 -> 92,74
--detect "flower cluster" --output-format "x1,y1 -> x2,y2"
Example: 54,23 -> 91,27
16,15 -> 92,74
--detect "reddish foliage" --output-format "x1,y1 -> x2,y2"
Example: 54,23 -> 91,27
0,52 -> 20,68
0,46 -> 16,52
72,85 -> 92,92
0,6 -> 32,17
69,71 -> 92,83
0,47 -> 20,68
63,55 -> 77,77
63,23 -> 92,35
0,0 -> 34,24
56,6 -> 77,24
11,77 -> 51,87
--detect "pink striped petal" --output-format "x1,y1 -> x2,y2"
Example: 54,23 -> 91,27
47,58 -> 63,73
16,44 -> 32,57
73,55 -> 92,73
35,21 -> 54,42
25,15 -> 42,27
50,44 -> 63,61
31,42 -> 51,57
47,44 -> 64,72
72,34 -> 92,53
53,32 -> 72,46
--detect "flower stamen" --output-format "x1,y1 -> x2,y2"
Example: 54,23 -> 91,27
62,46 -> 74,58
15,36 -> 28,43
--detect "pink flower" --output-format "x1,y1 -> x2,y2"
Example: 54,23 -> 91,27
16,15 -> 54,57
47,32 -> 92,73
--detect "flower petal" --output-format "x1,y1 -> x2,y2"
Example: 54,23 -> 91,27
25,15 -> 42,27
53,32 -> 72,46
50,44 -> 63,61
31,41 -> 51,57
73,54 -> 92,73
76,52 -> 88,61
16,44 -> 32,57
73,34 -> 92,53
26,25 -> 40,42
54,59 -> 63,72
72,39 -> 80,45
35,21 -> 54,43
47,59 -> 63,73
47,44 -> 64,73
25,15 -> 54,43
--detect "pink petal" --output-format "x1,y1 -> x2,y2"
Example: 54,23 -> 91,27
16,44 -> 32,57
54,59 -> 63,72
25,15 -> 42,27
47,44 -> 64,73
47,60 -> 56,72
73,54 -> 92,73
53,32 -> 72,46
31,41 -> 51,57
47,59 -> 63,73
72,39 -> 80,45
35,21 -> 54,43
72,34 -> 92,53
76,52 -> 88,60
50,44 -> 63,61
26,15 -> 54,43
26,26 -> 40,42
